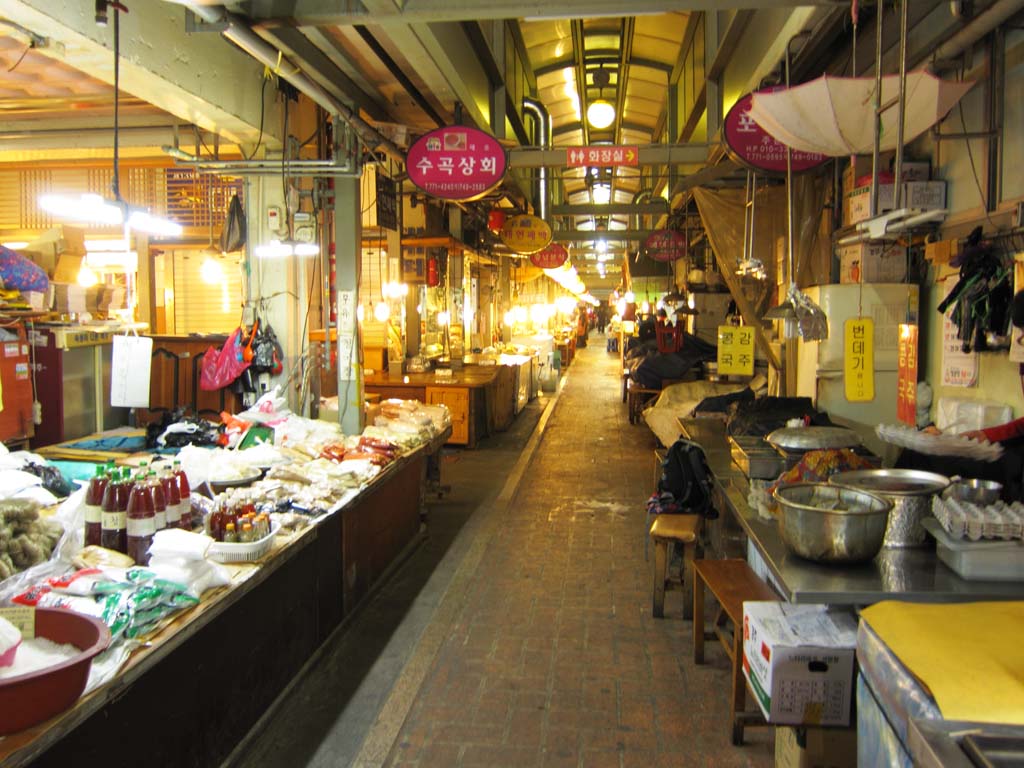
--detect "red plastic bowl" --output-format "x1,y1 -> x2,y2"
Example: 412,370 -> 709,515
0,608 -> 111,735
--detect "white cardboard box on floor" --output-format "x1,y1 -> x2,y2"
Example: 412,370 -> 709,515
742,602 -> 858,727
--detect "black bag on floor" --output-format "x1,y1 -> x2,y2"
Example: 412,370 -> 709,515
657,438 -> 716,518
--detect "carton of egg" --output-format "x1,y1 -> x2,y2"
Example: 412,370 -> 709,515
932,496 -> 1024,541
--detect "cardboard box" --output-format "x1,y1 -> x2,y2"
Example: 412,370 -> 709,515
903,180 -> 946,211
838,242 -> 908,284
774,725 -> 857,768
845,184 -> 894,226
22,225 -> 87,278
742,602 -> 858,726
51,283 -> 87,315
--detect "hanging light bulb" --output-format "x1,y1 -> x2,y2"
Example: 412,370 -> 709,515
77,266 -> 99,288
374,301 -> 391,322
200,255 -> 224,285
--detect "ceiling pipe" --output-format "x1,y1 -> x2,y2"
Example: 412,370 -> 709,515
932,0 -> 1024,64
522,97 -> 551,221
178,2 -> 403,163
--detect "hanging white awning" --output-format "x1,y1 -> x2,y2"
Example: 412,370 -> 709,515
747,72 -> 975,157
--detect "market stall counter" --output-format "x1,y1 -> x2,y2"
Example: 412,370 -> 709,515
0,422 -> 450,767
677,417 -> 1024,605
364,367 -> 513,448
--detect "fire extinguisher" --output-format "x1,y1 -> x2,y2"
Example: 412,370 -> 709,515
426,255 -> 439,287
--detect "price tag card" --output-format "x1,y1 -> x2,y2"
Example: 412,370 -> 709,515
0,606 -> 35,639
717,325 -> 754,376
897,324 -> 919,425
844,318 -> 875,402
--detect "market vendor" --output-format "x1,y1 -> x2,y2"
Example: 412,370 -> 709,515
962,416 -> 1024,443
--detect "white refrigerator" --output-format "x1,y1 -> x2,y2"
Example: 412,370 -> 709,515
796,284 -> 919,449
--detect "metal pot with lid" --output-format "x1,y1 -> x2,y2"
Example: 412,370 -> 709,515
766,426 -> 862,452
829,469 -> 949,548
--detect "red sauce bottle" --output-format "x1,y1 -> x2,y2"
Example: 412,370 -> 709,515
84,465 -> 109,547
161,467 -> 182,529
174,461 -> 192,531
126,474 -> 155,565
100,468 -> 129,554
149,472 -> 167,532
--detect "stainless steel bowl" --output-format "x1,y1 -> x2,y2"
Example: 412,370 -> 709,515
829,469 -> 949,548
773,482 -> 892,564
944,478 -> 1003,505
766,426 -> 862,451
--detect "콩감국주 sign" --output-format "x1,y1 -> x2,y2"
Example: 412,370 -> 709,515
724,90 -> 827,175
407,126 -> 508,202
717,325 -> 754,376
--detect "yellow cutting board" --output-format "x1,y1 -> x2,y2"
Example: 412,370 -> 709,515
861,601 -> 1024,724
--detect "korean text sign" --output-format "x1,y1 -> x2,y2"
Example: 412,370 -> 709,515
844,318 -> 875,402
407,126 -> 508,202
717,325 -> 754,376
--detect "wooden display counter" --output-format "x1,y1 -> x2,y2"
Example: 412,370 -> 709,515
364,367 -> 515,448
0,433 -> 447,768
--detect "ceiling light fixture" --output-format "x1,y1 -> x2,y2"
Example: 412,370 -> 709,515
40,2 -> 183,239
586,66 -> 615,130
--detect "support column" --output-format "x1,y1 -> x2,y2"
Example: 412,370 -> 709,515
334,174 -> 365,435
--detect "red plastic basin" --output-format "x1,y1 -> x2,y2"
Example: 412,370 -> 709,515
0,608 -> 111,735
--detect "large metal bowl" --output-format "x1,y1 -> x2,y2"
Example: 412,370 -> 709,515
944,478 -> 1003,505
773,482 -> 892,564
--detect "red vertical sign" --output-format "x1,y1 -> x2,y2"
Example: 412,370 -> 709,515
897,324 -> 919,426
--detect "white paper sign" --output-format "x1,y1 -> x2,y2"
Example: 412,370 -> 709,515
941,278 -> 977,387
110,334 -> 153,408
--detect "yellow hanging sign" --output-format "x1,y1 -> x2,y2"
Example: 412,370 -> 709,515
844,317 -> 875,402
717,325 -> 755,376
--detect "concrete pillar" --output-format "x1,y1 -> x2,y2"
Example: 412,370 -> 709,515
334,174 -> 364,435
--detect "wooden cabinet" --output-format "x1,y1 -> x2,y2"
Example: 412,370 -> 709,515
426,386 -> 469,445
0,323 -> 34,447
138,335 -> 241,424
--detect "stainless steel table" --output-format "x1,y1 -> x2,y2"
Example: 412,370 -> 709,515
678,417 -> 1024,605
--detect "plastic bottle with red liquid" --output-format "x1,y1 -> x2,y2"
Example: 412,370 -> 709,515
100,468 -> 130,554
126,470 -> 156,565
173,460 -> 192,531
160,466 -> 182,530
84,465 -> 109,547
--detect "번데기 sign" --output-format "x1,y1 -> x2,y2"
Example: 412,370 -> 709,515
644,229 -> 687,262
897,323 -> 918,426
530,242 -> 568,269
501,215 -> 552,255
724,90 -> 827,175
407,125 -> 508,202
717,325 -> 754,376
566,145 -> 639,167
844,318 -> 875,402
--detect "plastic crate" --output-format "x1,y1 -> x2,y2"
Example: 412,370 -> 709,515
923,519 -> 1024,581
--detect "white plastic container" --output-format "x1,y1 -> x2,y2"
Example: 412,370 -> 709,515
207,522 -> 280,564
923,519 -> 1024,581
936,397 -> 1013,434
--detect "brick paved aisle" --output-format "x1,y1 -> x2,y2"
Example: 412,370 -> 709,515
384,335 -> 773,767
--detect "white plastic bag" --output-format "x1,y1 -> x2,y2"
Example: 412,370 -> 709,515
149,529 -> 213,561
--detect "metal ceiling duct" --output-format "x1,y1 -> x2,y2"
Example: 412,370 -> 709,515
175,2 -> 403,163
522,97 -> 551,222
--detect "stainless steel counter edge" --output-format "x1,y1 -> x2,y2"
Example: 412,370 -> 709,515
677,417 -> 1024,605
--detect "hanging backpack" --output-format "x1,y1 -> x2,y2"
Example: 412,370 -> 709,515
657,438 -> 716,518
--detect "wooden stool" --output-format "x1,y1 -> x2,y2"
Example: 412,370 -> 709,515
649,514 -> 701,619
693,558 -> 778,745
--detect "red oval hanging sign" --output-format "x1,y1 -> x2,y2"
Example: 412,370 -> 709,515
407,125 -> 508,202
724,90 -> 828,175
530,242 -> 568,269
644,229 -> 687,262
501,215 -> 552,254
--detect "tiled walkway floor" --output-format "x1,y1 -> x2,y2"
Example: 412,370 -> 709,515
382,338 -> 774,767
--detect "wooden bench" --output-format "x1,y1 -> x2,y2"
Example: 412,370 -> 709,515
693,558 -> 778,745
649,514 -> 701,619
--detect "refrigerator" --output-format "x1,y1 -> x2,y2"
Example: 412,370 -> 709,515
796,284 -> 918,449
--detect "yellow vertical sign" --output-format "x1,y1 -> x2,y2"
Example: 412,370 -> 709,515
844,318 -> 875,402
717,325 -> 755,376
